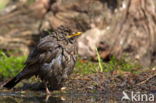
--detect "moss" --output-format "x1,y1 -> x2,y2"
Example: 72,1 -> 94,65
0,51 -> 26,79
0,50 -> 141,80
75,56 -> 141,74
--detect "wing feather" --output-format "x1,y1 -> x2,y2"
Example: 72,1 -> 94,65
25,37 -> 60,66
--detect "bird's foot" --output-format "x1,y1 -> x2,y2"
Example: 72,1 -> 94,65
45,94 -> 50,102
44,83 -> 51,95
46,87 -> 51,95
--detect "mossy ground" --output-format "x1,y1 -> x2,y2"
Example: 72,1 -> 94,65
0,50 -> 142,80
0,51 -> 26,79
0,51 -> 155,103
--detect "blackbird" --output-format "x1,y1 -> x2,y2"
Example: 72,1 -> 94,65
3,26 -> 81,94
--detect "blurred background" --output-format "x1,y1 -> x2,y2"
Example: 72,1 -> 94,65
0,0 -> 156,102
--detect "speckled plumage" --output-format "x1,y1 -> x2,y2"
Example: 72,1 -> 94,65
3,26 -> 78,91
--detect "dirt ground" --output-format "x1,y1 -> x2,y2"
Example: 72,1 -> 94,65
0,70 -> 156,102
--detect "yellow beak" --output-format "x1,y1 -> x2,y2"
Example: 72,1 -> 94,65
66,32 -> 82,38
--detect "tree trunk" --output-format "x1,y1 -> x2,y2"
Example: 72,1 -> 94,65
110,0 -> 156,66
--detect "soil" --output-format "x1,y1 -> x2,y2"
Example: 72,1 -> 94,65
0,70 -> 156,102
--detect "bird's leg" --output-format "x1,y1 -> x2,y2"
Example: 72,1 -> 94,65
45,83 -> 51,95
45,95 -> 50,102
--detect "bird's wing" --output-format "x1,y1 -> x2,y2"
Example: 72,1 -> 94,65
25,37 -> 61,66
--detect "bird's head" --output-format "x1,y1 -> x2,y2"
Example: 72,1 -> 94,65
55,26 -> 82,41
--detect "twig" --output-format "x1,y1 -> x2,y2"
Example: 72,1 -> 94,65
137,73 -> 156,85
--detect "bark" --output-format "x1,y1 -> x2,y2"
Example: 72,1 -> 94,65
109,0 -> 156,66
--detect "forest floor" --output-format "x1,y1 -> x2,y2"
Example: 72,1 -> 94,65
0,69 -> 156,102
0,54 -> 156,102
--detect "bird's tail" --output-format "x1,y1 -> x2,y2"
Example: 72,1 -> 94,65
3,73 -> 23,89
